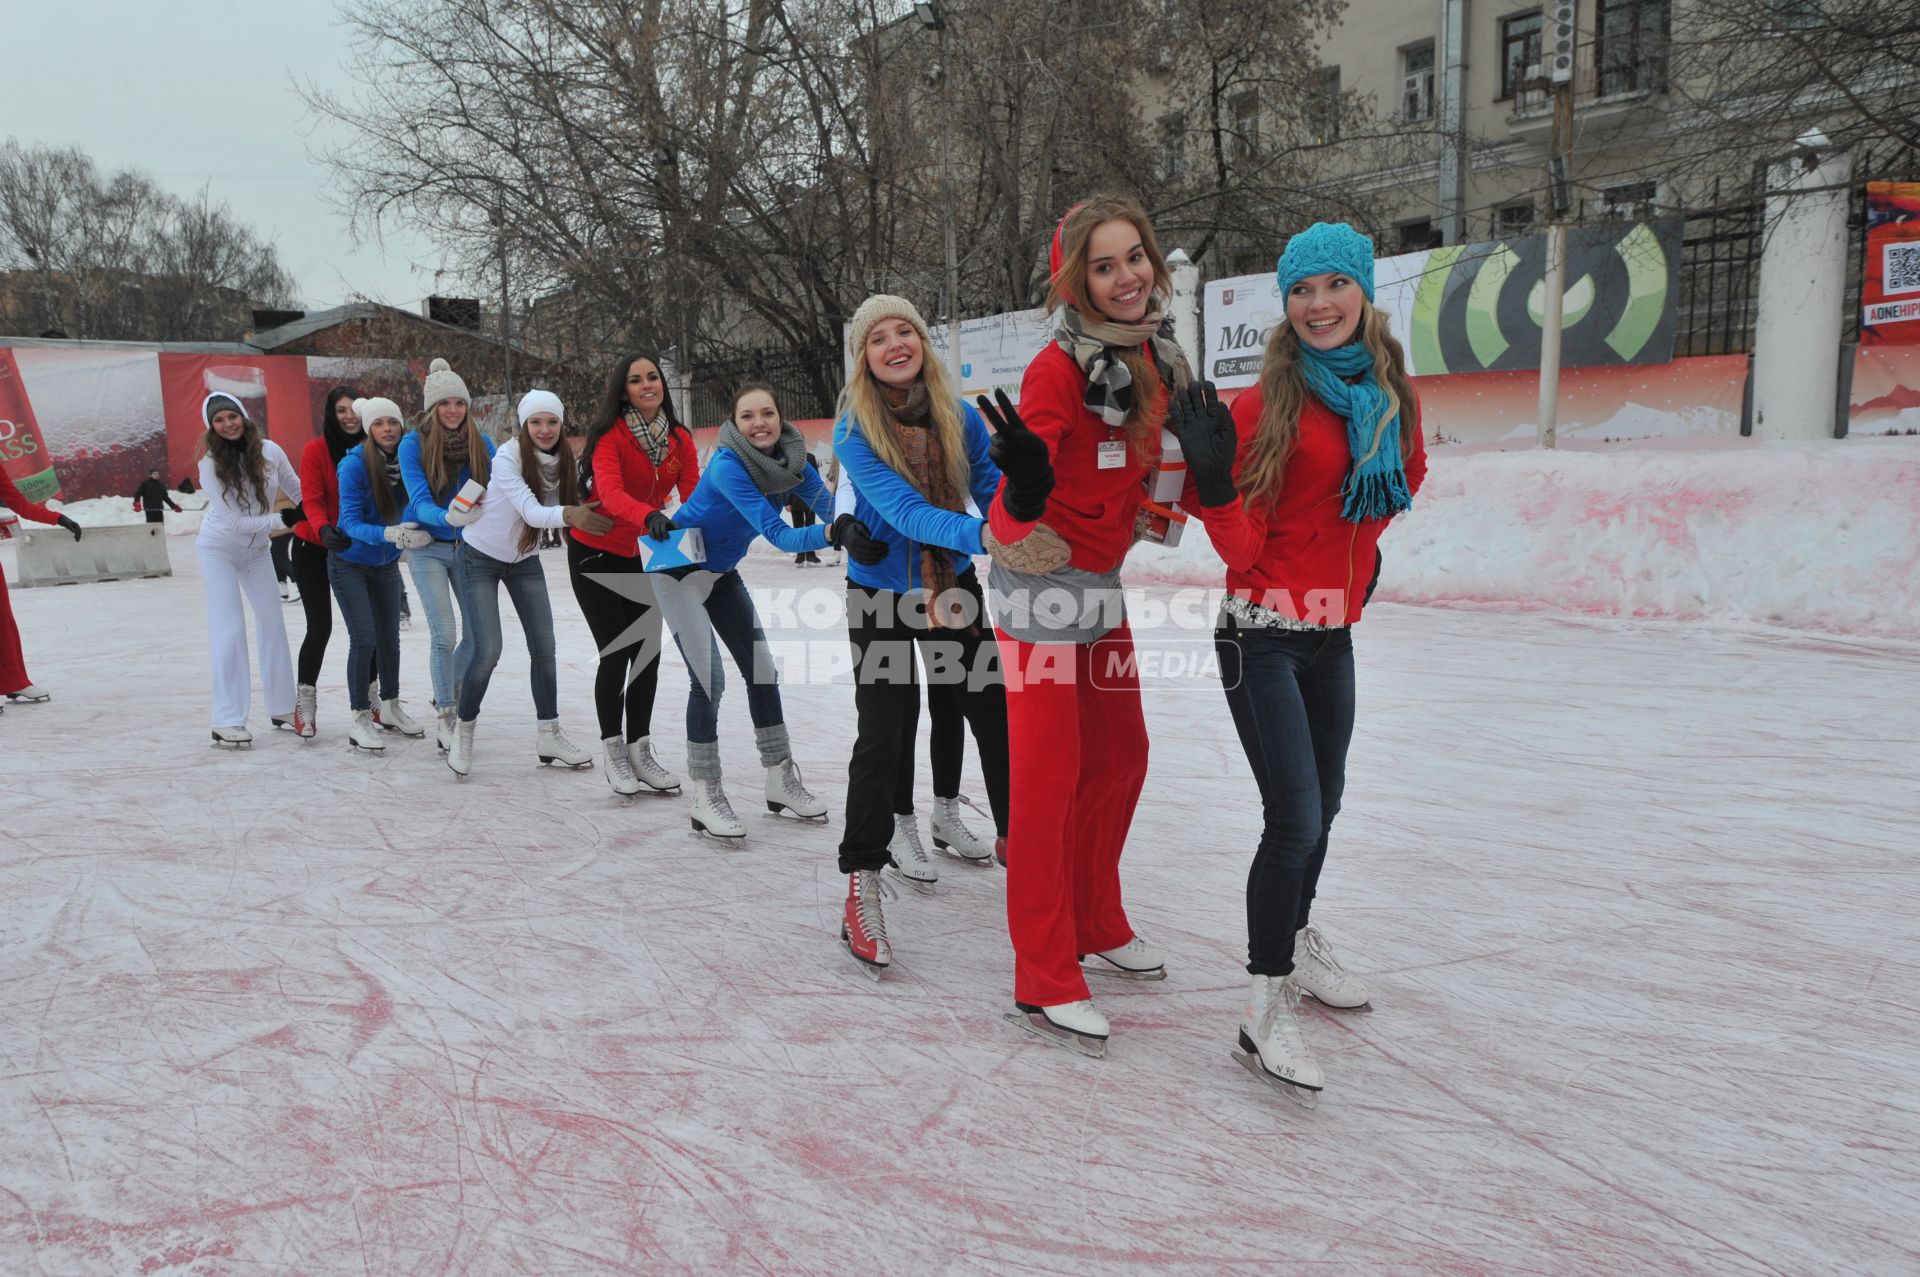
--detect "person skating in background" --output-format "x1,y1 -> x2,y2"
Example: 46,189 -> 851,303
829,294 -> 1021,976
194,392 -> 305,746
132,468 -> 181,524
333,397 -> 434,751
447,390 -> 612,778
1170,222 -> 1427,1104
648,381 -> 858,842
287,385 -> 376,739
978,194 -> 1195,1057
0,464 -> 83,708
398,357 -> 495,752
568,351 -> 698,798
789,453 -> 823,565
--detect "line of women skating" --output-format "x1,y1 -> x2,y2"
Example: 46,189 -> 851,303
50,206 -> 1428,1103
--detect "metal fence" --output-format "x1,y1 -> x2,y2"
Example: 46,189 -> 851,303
685,345 -> 842,428
1673,201 -> 1763,358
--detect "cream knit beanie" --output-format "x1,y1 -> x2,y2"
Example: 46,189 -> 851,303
846,294 -> 931,360
422,357 -> 471,409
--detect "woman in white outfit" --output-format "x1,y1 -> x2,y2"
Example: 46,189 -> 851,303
195,392 -> 304,746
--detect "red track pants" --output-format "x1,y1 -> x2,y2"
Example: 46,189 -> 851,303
998,622 -> 1149,1006
0,572 -> 31,695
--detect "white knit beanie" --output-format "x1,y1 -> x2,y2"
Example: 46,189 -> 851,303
846,294 -> 931,360
354,396 -> 404,428
517,389 -> 564,425
422,357 -> 470,409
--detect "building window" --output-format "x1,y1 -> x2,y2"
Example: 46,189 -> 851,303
1158,113 -> 1186,182
1401,42 -> 1436,122
1307,67 -> 1341,145
1765,0 -> 1825,28
1397,218 -> 1438,253
1231,90 -> 1260,160
1499,11 -> 1543,102
1600,180 -> 1659,218
1497,202 -> 1536,236
1596,0 -> 1669,95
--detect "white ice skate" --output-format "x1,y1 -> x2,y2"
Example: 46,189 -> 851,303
5,684 -> 50,703
210,725 -> 253,748
627,736 -> 681,793
765,759 -> 827,821
930,795 -> 994,864
292,684 -> 318,739
433,706 -> 456,751
1293,925 -> 1372,1009
537,722 -> 593,769
270,712 -> 298,732
887,812 -> 938,894
1081,934 -> 1168,982
447,719 -> 475,779
1232,974 -> 1324,1108
1005,998 -> 1109,1059
602,737 -> 643,796
841,868 -> 894,979
377,698 -> 426,738
691,779 -> 746,844
347,709 -> 386,752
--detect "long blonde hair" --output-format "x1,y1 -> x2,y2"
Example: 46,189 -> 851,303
411,398 -> 490,500
836,334 -> 971,497
1044,193 -> 1177,459
1238,298 -> 1419,511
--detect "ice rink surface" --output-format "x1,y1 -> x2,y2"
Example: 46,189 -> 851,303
2,541 -> 1916,1274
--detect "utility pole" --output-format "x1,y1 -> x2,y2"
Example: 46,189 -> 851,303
1536,0 -> 1577,450
491,205 -> 515,424
916,3 -> 962,384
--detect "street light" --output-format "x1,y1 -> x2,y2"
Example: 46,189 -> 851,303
915,2 -> 961,384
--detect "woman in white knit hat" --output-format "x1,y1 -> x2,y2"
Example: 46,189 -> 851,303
445,389 -> 613,778
397,357 -> 497,750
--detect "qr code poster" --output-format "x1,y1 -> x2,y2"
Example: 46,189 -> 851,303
1862,181 -> 1920,345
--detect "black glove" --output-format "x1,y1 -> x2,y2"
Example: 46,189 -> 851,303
1166,380 -> 1239,508
279,507 -> 303,527
644,510 -> 676,541
57,515 -> 82,542
319,523 -> 351,553
829,514 -> 889,566
976,390 -> 1054,522
1365,550 -> 1383,604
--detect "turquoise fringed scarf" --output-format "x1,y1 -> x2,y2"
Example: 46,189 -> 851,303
1297,342 -> 1411,523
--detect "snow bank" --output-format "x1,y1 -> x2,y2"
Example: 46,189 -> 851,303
12,494 -> 212,537
1130,437 -> 1920,637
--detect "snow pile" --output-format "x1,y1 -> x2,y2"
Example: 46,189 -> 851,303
1130,437 -> 1920,637
26,494 -> 211,537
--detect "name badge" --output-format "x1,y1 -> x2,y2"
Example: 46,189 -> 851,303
1096,440 -> 1128,470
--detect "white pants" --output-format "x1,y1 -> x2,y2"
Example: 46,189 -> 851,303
197,534 -> 295,729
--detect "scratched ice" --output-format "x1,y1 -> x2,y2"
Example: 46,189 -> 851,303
2,530 -> 1915,1274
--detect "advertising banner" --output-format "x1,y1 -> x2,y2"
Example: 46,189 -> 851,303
1862,181 -> 1920,345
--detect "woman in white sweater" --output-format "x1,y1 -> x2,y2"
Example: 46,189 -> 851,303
447,390 -> 613,777
195,392 -> 304,746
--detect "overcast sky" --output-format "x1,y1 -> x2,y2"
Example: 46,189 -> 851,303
5,1 -> 438,311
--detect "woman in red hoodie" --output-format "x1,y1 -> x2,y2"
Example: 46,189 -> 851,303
569,351 -> 700,797
1169,221 -> 1427,1103
976,194 -> 1195,1058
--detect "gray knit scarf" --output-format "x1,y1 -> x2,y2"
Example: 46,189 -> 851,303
719,419 -> 811,494
1054,304 -> 1194,428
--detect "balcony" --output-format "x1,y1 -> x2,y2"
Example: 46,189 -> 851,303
1506,45 -> 1666,141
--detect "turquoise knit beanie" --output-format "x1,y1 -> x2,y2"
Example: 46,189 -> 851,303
1276,222 -> 1376,301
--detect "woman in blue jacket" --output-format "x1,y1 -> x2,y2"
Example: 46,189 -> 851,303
650,381 -> 882,844
830,295 -> 1027,977
399,357 -> 498,751
334,397 -> 435,752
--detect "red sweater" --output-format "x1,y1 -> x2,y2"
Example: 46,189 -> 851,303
570,422 -> 700,556
295,437 -> 342,545
0,467 -> 59,526
1188,386 -> 1427,626
988,342 -> 1166,573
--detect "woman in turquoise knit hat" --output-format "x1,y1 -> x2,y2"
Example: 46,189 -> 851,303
1167,220 -> 1428,1105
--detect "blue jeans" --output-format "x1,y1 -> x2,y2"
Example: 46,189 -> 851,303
329,555 -> 403,711
1214,625 -> 1356,977
659,568 -> 785,746
407,538 -> 471,710
456,542 -> 558,722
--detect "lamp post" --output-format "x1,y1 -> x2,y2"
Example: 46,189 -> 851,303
489,205 -> 515,423
915,2 -> 962,385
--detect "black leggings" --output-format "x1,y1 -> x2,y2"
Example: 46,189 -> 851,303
291,536 -> 374,689
567,536 -> 662,741
837,569 -> 1009,874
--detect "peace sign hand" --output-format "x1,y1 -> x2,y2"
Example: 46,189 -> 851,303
977,390 -> 1054,522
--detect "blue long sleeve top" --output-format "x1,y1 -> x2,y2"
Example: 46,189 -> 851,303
831,399 -> 1001,592
668,446 -> 833,572
334,448 -> 407,566
398,430 -> 498,540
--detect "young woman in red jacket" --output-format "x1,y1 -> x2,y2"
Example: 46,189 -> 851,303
0,467 -> 83,707
1169,221 -> 1427,1103
568,352 -> 700,797
286,385 -> 373,738
975,194 -> 1196,1058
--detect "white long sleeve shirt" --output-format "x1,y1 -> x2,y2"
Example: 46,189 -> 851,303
196,440 -> 301,552
461,437 -> 571,564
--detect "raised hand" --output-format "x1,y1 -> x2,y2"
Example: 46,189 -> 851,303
977,389 -> 1054,521
1166,380 -> 1239,508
